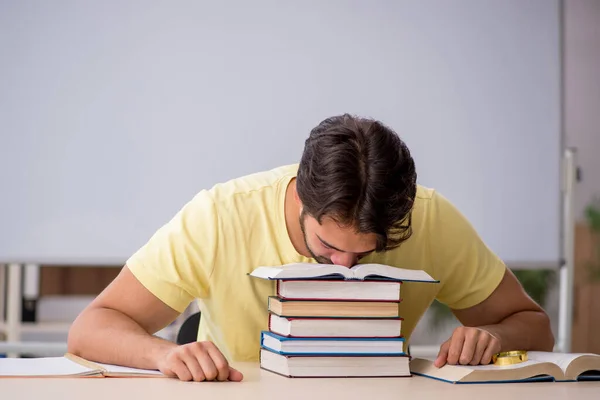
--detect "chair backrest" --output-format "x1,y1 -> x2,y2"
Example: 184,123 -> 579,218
176,312 -> 201,345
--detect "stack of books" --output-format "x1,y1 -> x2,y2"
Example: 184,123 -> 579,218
250,262 -> 438,378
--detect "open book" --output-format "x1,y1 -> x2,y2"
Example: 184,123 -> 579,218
250,262 -> 438,282
410,352 -> 600,383
0,354 -> 165,378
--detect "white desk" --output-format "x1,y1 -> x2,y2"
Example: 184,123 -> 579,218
1,363 -> 599,400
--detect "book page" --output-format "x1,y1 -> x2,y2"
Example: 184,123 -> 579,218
467,359 -> 543,371
251,262 -> 437,281
409,358 -> 473,382
352,264 -> 436,282
528,352 -> 593,374
0,357 -> 97,377
250,263 -> 348,279
96,362 -> 164,376
410,358 -> 561,383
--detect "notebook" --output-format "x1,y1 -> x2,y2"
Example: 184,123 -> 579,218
410,352 -> 600,383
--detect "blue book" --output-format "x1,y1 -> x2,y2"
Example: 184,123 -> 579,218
260,330 -> 406,356
410,352 -> 600,384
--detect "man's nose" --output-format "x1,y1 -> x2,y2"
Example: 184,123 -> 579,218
330,252 -> 357,268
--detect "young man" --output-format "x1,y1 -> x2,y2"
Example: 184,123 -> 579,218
68,114 -> 554,382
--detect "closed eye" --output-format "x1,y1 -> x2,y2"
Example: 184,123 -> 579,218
317,236 -> 336,250
316,234 -> 377,256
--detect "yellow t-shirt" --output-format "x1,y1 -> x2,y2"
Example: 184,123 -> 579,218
126,164 -> 506,361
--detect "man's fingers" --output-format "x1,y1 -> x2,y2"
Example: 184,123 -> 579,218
158,342 -> 239,382
228,367 -> 244,382
180,349 -> 206,382
434,339 -> 451,368
480,334 -> 501,365
446,328 -> 466,365
169,358 -> 194,382
469,330 -> 490,366
459,329 -> 480,365
433,328 -> 502,368
192,346 -> 219,381
204,342 -> 231,382
160,366 -> 178,379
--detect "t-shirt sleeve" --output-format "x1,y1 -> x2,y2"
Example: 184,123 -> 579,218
428,190 -> 506,310
126,190 -> 218,313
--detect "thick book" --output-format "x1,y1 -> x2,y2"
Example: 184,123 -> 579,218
268,296 -> 401,318
259,348 -> 410,378
260,331 -> 406,355
0,354 -> 165,378
268,313 -> 402,338
276,279 -> 401,301
250,262 -> 438,282
410,352 -> 600,383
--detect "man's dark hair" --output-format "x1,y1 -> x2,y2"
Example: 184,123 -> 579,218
296,114 -> 417,252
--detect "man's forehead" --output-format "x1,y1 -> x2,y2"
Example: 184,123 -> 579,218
314,232 -> 377,255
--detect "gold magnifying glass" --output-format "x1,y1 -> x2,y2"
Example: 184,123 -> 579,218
492,350 -> 528,366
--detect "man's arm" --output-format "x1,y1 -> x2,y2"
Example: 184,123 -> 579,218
67,266 -> 243,381
434,267 -> 554,367
68,266 -> 180,368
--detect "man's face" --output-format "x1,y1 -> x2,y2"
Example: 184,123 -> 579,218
299,210 -> 378,267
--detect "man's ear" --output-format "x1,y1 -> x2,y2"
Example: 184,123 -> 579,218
293,180 -> 302,207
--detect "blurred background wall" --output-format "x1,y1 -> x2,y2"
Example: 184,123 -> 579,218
412,0 -> 600,355
1,0 -> 599,357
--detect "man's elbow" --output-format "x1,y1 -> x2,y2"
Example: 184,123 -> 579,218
535,310 -> 555,351
66,309 -> 91,356
66,318 -> 83,355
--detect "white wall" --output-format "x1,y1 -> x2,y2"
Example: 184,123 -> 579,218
413,0 -> 600,350
0,0 -> 562,266
565,0 -> 600,220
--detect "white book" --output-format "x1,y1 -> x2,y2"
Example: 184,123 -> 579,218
410,352 -> 600,383
268,314 -> 402,338
276,279 -> 402,301
0,354 -> 165,378
260,348 -> 410,378
250,262 -> 438,282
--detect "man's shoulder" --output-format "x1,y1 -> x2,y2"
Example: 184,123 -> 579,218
414,184 -> 460,211
412,184 -> 441,216
208,164 -> 298,199
415,184 -> 436,202
412,184 -> 465,228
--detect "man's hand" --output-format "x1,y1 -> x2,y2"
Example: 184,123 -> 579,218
157,341 -> 244,382
434,326 -> 501,367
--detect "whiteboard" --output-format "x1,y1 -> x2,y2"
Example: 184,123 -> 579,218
0,0 -> 561,266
